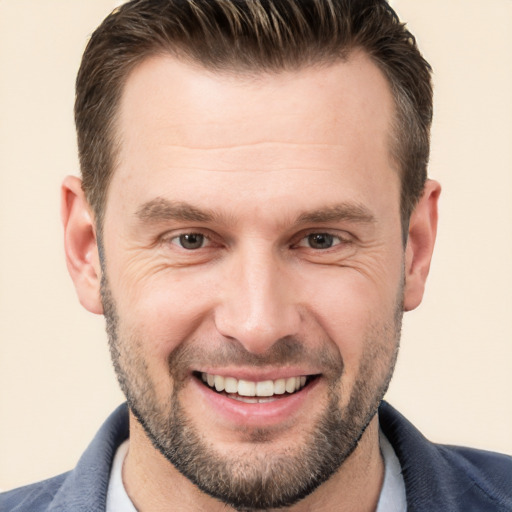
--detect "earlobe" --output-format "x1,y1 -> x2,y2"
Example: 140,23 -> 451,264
403,179 -> 441,311
61,175 -> 104,314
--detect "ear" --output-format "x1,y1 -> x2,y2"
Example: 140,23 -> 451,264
61,175 -> 103,314
403,179 -> 441,311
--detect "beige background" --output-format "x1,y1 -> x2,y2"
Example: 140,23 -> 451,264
1,0 -> 511,492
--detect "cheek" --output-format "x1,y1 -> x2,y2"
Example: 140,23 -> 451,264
112,272 -> 218,403
302,264 -> 402,369
114,268 -> 219,359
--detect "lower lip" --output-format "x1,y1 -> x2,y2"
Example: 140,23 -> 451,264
192,376 -> 321,427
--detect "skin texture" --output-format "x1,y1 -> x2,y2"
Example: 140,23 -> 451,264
62,50 -> 440,511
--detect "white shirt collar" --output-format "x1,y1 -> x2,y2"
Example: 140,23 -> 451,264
106,431 -> 406,511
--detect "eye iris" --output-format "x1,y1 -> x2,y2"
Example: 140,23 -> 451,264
308,233 -> 334,249
179,233 -> 204,250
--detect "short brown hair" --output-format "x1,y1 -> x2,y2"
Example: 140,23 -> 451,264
75,0 -> 432,235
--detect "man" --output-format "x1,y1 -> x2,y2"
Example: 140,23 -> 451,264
1,0 -> 511,511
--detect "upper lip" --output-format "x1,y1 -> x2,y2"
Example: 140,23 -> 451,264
194,368 -> 320,381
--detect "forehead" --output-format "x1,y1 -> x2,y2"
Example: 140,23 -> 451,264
117,51 -> 394,151
108,51 -> 398,219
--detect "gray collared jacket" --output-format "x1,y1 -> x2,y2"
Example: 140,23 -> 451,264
2,402 -> 511,511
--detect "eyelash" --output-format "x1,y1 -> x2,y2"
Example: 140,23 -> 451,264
167,232 -> 213,250
294,231 -> 350,250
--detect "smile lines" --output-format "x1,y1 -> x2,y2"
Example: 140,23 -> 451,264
200,372 -> 309,398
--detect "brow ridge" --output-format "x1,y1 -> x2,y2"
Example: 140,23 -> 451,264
135,198 -> 375,227
296,204 -> 376,224
136,198 -> 215,223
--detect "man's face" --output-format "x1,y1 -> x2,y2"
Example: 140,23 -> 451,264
101,52 -> 405,509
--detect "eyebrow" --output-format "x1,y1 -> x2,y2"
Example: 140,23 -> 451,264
136,198 -> 215,223
135,198 -> 376,226
295,203 -> 376,225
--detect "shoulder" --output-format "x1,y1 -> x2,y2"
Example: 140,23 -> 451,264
438,444 -> 512,503
379,401 -> 512,511
0,473 -> 68,512
0,404 -> 129,512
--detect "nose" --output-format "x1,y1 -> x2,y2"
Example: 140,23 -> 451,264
214,246 -> 301,355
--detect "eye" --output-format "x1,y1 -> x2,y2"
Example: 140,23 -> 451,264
297,232 -> 346,250
307,233 -> 335,249
171,233 -> 207,250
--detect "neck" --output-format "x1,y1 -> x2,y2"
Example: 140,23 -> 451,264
123,413 -> 384,512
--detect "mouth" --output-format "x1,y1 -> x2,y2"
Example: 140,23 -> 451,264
194,371 -> 319,404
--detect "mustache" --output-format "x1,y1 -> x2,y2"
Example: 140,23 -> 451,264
167,335 -> 344,383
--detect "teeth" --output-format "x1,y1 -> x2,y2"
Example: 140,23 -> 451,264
232,395 -> 276,404
285,377 -> 296,394
238,379 -> 256,397
224,377 -> 238,393
274,378 -> 286,395
214,375 -> 225,392
200,373 -> 310,397
256,380 -> 274,397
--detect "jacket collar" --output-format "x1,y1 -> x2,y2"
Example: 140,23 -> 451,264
379,401 -> 510,511
48,404 -> 129,511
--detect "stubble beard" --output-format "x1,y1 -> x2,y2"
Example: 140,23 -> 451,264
101,276 -> 402,511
